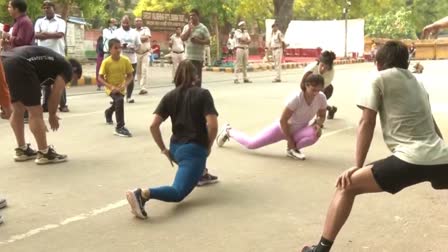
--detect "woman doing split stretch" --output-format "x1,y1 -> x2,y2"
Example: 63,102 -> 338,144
216,74 -> 327,160
302,51 -> 337,119
126,60 -> 218,219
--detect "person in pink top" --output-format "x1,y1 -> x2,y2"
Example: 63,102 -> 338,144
216,74 -> 327,160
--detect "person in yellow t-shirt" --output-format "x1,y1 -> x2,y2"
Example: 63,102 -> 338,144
99,38 -> 134,137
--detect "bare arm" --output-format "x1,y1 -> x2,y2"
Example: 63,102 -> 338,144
279,107 -> 295,149
206,114 -> 218,153
422,16 -> 448,39
34,32 -> 64,40
47,75 -> 66,130
150,114 -> 167,151
180,25 -> 191,41
355,107 -> 377,168
98,74 -> 116,91
123,73 -> 133,87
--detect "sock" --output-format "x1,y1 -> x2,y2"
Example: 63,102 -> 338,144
19,145 -> 28,151
141,189 -> 150,201
315,237 -> 333,252
39,147 -> 49,154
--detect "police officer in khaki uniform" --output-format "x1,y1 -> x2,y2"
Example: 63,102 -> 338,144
269,23 -> 284,83
234,21 -> 252,84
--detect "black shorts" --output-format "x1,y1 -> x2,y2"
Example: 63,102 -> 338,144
371,155 -> 448,194
323,84 -> 333,100
2,57 -> 42,106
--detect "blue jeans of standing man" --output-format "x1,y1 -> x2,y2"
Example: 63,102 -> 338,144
149,142 -> 207,202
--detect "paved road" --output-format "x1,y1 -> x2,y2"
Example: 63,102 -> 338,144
0,61 -> 447,251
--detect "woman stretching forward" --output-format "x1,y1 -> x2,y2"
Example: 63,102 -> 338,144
216,74 -> 326,160
126,60 -> 218,219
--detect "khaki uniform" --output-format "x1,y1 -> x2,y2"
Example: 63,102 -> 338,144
136,27 -> 151,91
270,30 -> 283,81
234,28 -> 251,81
170,34 -> 185,79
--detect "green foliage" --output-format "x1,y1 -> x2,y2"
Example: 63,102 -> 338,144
365,7 -> 417,39
0,0 -> 42,24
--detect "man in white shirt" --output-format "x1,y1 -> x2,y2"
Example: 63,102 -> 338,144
226,30 -> 235,59
113,15 -> 141,103
302,40 -> 448,252
34,0 -> 68,112
102,18 -> 117,58
269,23 -> 284,83
234,21 -> 251,84
134,17 -> 151,95
169,26 -> 185,81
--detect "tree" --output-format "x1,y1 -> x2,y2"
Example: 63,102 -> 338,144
273,0 -> 294,33
365,7 -> 416,39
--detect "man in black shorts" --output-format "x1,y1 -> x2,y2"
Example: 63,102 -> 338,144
301,41 -> 448,252
1,46 -> 82,164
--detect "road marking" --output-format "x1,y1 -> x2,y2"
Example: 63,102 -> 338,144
0,200 -> 127,246
0,126 -> 354,246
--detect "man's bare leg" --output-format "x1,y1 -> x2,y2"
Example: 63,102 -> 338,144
26,105 -> 48,151
303,165 -> 383,252
10,102 -> 26,147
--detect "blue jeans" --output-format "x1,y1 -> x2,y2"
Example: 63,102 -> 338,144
149,143 -> 207,202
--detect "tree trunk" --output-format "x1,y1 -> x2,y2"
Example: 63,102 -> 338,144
213,13 -> 220,62
273,0 -> 295,33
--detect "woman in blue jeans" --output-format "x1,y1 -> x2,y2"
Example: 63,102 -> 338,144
126,60 -> 219,219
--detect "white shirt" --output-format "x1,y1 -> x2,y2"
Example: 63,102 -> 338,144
227,37 -> 235,50
136,26 -> 151,54
357,68 -> 448,165
170,34 -> 184,52
304,62 -> 335,88
270,30 -> 283,48
34,16 -> 66,56
102,26 -> 116,53
113,27 -> 141,64
234,29 -> 251,48
286,91 -> 327,132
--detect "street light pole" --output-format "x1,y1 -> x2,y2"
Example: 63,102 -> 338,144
344,1 -> 351,59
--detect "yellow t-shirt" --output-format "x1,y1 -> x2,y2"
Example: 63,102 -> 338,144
99,55 -> 134,95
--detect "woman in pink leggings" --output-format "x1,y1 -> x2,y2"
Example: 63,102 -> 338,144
216,74 -> 327,160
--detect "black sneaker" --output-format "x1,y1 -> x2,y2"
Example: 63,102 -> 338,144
327,106 -> 338,120
0,215 -> 3,225
301,245 -> 316,252
114,127 -> 132,137
127,98 -> 135,103
126,188 -> 148,219
35,146 -> 67,165
14,144 -> 38,162
197,171 -> 219,186
104,110 -> 113,125
243,79 -> 252,83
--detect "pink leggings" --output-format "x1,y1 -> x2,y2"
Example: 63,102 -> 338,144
228,122 -> 319,150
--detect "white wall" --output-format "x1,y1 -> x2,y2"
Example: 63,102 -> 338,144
265,19 -> 365,57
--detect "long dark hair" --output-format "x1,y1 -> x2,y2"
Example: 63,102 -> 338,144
318,51 -> 336,70
174,60 -> 197,90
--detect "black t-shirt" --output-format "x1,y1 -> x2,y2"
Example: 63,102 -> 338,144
154,86 -> 218,148
1,46 -> 72,85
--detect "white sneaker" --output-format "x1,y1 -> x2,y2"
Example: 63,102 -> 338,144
287,149 -> 306,160
216,124 -> 231,147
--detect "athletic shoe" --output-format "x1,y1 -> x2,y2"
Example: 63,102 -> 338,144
243,79 -> 252,83
234,79 -> 240,84
301,245 -> 316,252
197,171 -> 219,186
14,144 -> 38,162
59,106 -> 69,112
105,110 -> 113,125
0,215 -> 3,225
138,89 -> 148,95
287,149 -> 306,160
127,98 -> 135,103
0,197 -> 7,209
126,188 -> 148,219
272,79 -> 281,83
327,106 -> 338,120
216,124 -> 231,147
114,127 -> 132,137
35,146 -> 67,165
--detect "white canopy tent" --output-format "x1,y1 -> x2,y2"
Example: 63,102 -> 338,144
265,19 -> 365,57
